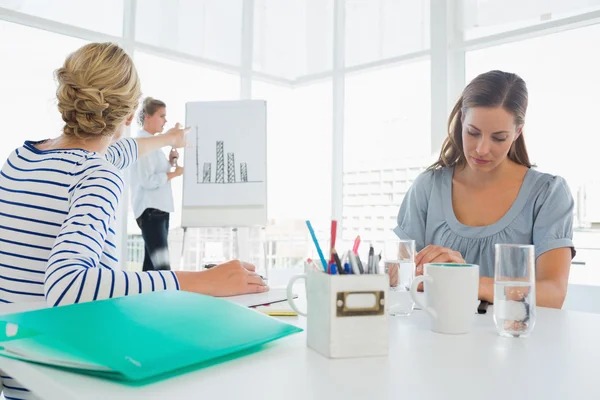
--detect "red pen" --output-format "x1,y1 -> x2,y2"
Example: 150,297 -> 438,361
352,235 -> 361,255
330,220 -> 337,263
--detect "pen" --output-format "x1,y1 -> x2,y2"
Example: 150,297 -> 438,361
367,245 -> 374,274
306,258 -> 321,272
332,249 -> 344,275
330,262 -> 338,275
349,251 -> 361,274
305,220 -> 328,273
344,262 -> 351,274
352,235 -> 361,255
355,253 -> 365,274
330,220 -> 337,264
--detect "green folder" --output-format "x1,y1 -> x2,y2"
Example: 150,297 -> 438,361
0,291 -> 302,383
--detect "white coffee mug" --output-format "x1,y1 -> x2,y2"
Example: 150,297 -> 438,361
410,263 -> 479,334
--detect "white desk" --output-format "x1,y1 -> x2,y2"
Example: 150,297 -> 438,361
1,303 -> 599,400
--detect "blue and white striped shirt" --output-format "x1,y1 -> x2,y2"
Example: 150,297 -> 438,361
0,137 -> 180,399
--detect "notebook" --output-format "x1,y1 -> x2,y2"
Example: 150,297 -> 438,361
0,291 -> 302,383
223,288 -> 295,307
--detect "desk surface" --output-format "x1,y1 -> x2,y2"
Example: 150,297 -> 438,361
1,302 -> 599,400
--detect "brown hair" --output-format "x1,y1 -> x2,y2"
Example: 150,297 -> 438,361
429,70 -> 532,170
55,42 -> 141,138
137,97 -> 166,126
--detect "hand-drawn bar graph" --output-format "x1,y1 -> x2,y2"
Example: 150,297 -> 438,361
197,139 -> 262,184
215,141 -> 225,183
227,153 -> 235,183
240,163 -> 248,183
202,163 -> 211,183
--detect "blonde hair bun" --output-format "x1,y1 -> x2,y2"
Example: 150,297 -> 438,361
55,42 -> 141,138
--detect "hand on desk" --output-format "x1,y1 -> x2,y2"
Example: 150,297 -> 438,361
175,260 -> 269,297
414,245 -> 466,291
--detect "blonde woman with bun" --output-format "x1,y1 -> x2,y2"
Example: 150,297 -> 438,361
131,97 -> 182,272
0,43 -> 267,399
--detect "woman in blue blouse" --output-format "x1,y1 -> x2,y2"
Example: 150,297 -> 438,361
395,70 -> 574,308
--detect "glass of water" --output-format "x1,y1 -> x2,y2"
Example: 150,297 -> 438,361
493,244 -> 536,338
383,239 -> 415,316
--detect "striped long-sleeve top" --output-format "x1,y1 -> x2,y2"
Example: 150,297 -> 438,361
0,137 -> 180,399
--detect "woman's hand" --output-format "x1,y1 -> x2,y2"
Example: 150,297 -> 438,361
175,260 -> 269,297
164,123 -> 190,149
167,165 -> 184,181
414,245 -> 466,291
169,149 -> 179,166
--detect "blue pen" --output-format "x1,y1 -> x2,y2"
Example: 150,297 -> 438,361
344,262 -> 351,274
305,220 -> 328,272
330,262 -> 338,275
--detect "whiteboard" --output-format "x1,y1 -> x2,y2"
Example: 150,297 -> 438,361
182,100 -> 267,228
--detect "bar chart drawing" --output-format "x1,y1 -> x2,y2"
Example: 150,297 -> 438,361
227,153 -> 235,183
240,163 -> 248,182
184,100 -> 266,223
215,141 -> 225,184
196,138 -> 263,185
202,163 -> 211,183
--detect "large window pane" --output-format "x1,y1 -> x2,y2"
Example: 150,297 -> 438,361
253,0 -> 333,79
252,80 -> 332,279
0,0 -> 123,36
345,0 -> 430,68
0,21 -> 86,164
135,0 -> 242,67
343,60 -> 431,252
461,0 -> 600,40
465,25 -> 600,276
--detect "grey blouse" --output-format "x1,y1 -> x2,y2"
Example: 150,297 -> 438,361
394,167 -> 575,277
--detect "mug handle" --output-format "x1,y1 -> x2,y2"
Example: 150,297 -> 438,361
410,275 -> 437,320
287,274 -> 307,317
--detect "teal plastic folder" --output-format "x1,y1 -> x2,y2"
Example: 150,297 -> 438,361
0,291 -> 302,382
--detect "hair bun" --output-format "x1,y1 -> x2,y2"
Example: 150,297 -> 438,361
55,42 -> 141,139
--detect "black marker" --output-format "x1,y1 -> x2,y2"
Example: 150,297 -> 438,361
332,249 -> 344,275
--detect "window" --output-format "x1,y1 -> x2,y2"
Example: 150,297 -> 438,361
345,0 -> 430,67
253,0 -> 333,79
0,0 -> 123,35
343,60 -> 431,243
461,0 -> 600,40
0,21 -> 87,164
252,79 -> 332,267
135,0 -> 243,67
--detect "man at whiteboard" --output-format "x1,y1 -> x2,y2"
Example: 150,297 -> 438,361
131,97 -> 183,271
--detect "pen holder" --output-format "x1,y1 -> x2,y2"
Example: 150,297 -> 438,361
287,264 -> 389,358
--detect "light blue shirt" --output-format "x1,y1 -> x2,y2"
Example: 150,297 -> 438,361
131,130 -> 174,219
394,167 -> 575,277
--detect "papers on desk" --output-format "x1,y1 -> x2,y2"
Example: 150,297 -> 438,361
0,291 -> 302,383
223,288 -> 296,308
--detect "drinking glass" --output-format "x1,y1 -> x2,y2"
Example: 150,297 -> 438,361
383,239 -> 415,316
